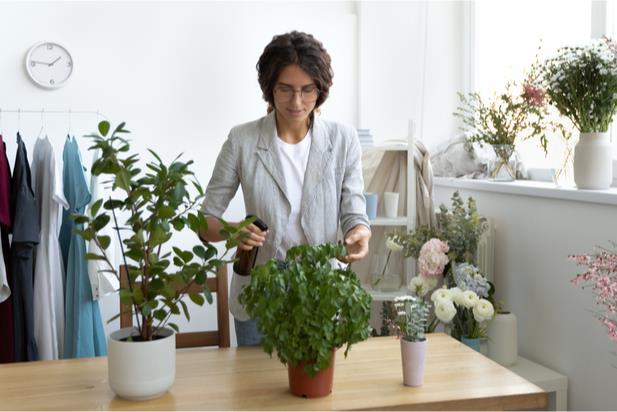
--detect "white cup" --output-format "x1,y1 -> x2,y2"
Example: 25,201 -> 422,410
383,192 -> 399,218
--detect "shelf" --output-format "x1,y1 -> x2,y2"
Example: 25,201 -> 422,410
364,287 -> 411,301
361,144 -> 408,152
369,217 -> 408,226
434,176 -> 617,206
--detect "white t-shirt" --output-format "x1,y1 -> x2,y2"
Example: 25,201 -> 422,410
275,131 -> 312,259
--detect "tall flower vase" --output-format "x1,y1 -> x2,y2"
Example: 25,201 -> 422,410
400,338 -> 427,387
573,132 -> 612,190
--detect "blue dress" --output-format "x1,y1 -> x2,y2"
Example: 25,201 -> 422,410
59,137 -> 107,358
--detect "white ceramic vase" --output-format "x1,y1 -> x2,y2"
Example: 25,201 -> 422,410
383,192 -> 400,218
400,338 -> 427,387
487,312 -> 517,366
108,327 -> 176,400
573,132 -> 612,190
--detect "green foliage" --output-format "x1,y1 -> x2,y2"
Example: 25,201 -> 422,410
75,120 -> 243,341
389,296 -> 430,342
455,54 -> 571,157
437,191 -> 484,265
239,243 -> 372,377
398,191 -> 484,265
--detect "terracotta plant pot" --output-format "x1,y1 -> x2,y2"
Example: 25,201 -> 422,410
287,349 -> 336,398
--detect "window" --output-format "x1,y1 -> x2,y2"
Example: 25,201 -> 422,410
473,0 -> 592,171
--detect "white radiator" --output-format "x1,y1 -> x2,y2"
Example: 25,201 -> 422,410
477,218 -> 495,283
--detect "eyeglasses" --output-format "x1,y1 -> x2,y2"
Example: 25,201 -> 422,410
273,84 -> 320,102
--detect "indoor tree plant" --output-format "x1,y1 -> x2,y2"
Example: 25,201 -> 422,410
74,120 -> 244,400
239,243 -> 372,398
388,295 -> 431,387
540,37 -> 617,189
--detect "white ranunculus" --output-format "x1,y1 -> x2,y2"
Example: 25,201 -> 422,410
409,276 -> 428,297
435,299 -> 456,323
472,299 -> 495,322
460,290 -> 479,309
385,238 -> 404,252
449,287 -> 464,306
431,287 -> 451,303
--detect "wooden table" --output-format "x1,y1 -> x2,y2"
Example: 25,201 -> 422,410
0,333 -> 546,410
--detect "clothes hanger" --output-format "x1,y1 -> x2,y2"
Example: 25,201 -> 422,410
37,108 -> 46,139
65,108 -> 73,141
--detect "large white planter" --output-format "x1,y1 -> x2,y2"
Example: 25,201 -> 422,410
400,338 -> 427,387
487,312 -> 517,367
573,132 -> 612,190
108,327 -> 175,400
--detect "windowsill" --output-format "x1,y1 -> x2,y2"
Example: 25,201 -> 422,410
434,176 -> 617,206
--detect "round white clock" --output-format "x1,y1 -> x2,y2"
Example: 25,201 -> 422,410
25,41 -> 73,89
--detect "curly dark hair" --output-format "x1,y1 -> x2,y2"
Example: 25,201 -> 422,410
257,31 -> 333,112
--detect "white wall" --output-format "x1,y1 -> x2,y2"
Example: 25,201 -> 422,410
0,0 -> 463,346
359,1 -> 463,147
0,0 -> 359,345
434,185 -> 617,410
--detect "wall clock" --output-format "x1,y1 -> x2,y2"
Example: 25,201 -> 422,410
25,41 -> 73,89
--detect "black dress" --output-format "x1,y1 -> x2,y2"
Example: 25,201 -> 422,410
10,133 -> 40,361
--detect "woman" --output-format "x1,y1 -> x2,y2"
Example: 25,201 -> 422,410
200,31 -> 371,346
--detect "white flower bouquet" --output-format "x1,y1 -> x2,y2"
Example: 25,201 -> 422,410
541,37 -> 617,133
430,264 -> 495,340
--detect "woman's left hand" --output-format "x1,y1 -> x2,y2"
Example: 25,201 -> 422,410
342,224 -> 371,263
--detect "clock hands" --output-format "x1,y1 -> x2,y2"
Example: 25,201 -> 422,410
31,57 -> 62,66
48,56 -> 61,66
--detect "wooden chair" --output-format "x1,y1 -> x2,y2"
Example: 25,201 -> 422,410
119,265 -> 230,348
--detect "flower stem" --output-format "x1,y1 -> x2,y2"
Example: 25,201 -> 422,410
373,250 -> 393,287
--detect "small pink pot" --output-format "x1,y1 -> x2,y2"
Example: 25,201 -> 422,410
400,337 -> 427,387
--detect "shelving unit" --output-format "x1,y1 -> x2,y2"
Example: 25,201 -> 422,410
360,121 -> 416,302
366,288 -> 410,301
369,217 -> 408,226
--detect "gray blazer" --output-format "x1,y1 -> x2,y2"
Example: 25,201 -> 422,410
202,111 -> 369,320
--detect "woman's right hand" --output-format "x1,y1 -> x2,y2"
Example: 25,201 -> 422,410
237,223 -> 268,251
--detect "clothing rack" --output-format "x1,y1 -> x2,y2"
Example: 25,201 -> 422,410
0,109 -> 108,135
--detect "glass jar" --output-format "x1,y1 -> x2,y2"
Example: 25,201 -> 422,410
489,144 -> 516,181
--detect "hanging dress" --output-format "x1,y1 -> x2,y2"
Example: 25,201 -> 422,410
59,136 -> 107,358
31,137 -> 69,360
0,134 -> 15,363
10,132 -> 40,362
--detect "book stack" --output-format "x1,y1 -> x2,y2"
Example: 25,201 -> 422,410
357,129 -> 374,147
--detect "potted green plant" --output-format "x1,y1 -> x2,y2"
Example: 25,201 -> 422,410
74,121 -> 244,400
540,37 -> 617,189
238,243 -> 372,398
389,295 -> 430,386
